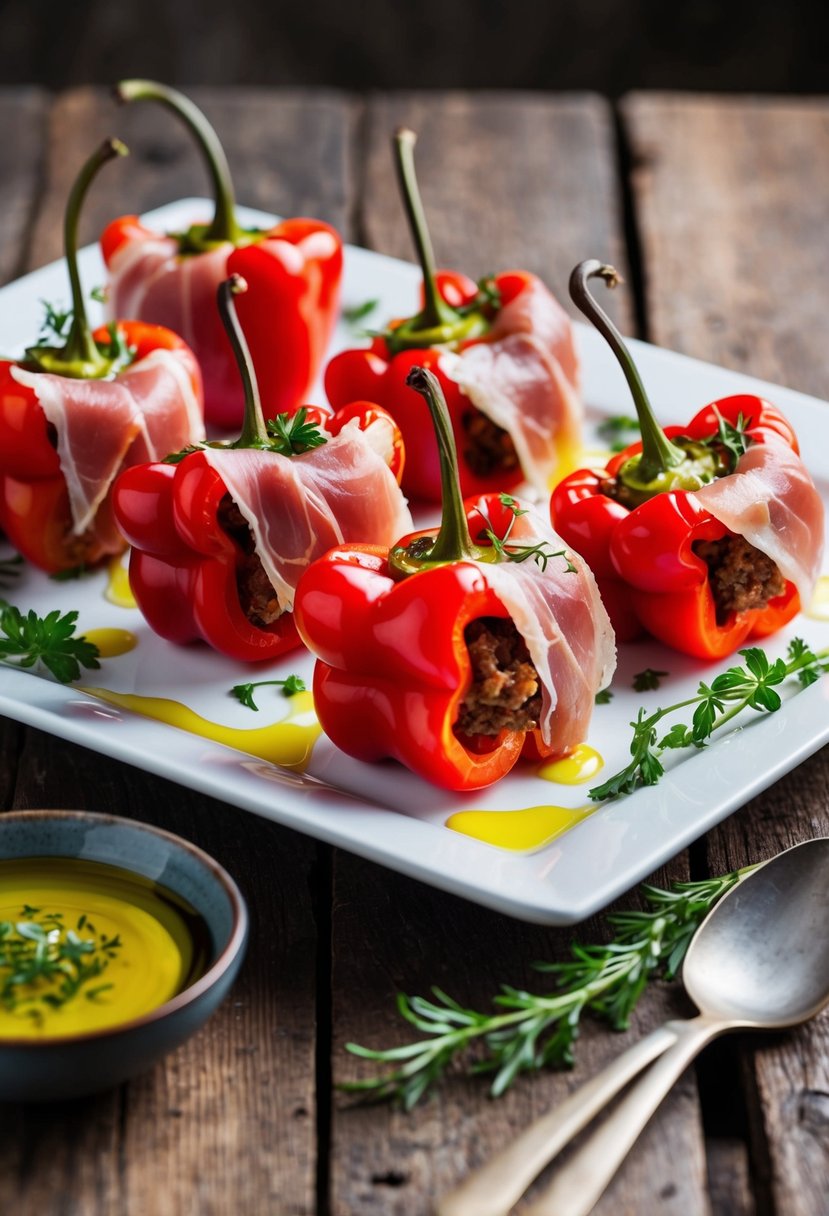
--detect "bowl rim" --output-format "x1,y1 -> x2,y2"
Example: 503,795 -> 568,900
0,808 -> 248,1048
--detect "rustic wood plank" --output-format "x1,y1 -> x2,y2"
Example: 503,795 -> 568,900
624,91 -> 829,1216
361,91 -> 632,330
328,92 -> 709,1216
622,93 -> 829,397
0,84 -> 357,1216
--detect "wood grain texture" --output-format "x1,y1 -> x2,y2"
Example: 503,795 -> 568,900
360,91 -> 633,331
622,93 -> 829,398
327,91 -> 707,1216
624,91 -> 829,1216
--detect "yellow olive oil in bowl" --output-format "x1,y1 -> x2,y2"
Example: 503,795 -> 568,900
0,810 -> 248,1102
0,858 -> 211,1040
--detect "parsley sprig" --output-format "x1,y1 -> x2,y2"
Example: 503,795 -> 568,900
231,674 -> 307,711
590,638 -> 829,802
343,868 -> 750,1108
477,493 -> 576,574
0,600 -> 100,683
0,906 -> 122,1027
265,407 -> 328,457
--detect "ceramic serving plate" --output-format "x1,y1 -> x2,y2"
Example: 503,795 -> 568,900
1,200 -> 828,925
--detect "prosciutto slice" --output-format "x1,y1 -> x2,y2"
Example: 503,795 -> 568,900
692,437 -> 824,606
201,420 -> 413,610
440,277 -> 581,497
11,351 -> 204,539
476,504 -> 615,753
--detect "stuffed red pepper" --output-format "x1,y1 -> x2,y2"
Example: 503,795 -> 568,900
0,140 -> 203,575
114,275 -> 410,662
551,261 -> 824,659
102,80 -> 342,430
325,128 -> 580,502
295,366 -> 614,790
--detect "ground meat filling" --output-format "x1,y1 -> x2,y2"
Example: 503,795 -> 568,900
455,617 -> 542,738
693,533 -> 786,625
462,410 -> 519,478
218,494 -> 283,628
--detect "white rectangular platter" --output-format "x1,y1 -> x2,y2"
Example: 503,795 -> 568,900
1,199 -> 828,924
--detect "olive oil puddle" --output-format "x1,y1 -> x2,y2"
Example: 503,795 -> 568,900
0,857 -> 210,1040
83,628 -> 137,658
537,744 -> 603,784
79,687 -> 320,770
446,803 -> 595,852
806,575 -> 829,621
105,553 -> 136,608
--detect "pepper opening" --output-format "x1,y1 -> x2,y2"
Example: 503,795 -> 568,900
693,534 -> 786,624
454,617 -> 542,739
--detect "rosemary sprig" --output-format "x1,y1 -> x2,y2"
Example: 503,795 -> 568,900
231,673 -> 307,710
344,868 -> 750,1108
590,638 -> 829,802
0,906 -> 122,1027
0,600 -> 100,683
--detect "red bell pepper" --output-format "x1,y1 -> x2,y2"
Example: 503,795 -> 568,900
552,261 -> 811,659
114,276 -> 405,662
101,80 -> 342,430
295,366 -> 612,791
325,128 -> 579,502
0,140 -> 203,575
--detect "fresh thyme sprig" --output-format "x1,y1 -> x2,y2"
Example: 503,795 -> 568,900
0,555 -> 23,588
266,407 -> 328,456
477,493 -> 576,575
454,274 -> 502,317
0,600 -> 100,683
590,638 -> 829,802
0,906 -> 122,1027
35,301 -> 135,372
37,299 -> 73,344
343,868 -> 750,1108
231,673 -> 307,710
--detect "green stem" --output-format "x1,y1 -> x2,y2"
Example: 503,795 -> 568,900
116,79 -> 241,245
390,367 -> 485,575
217,275 -> 269,448
569,260 -> 687,483
393,128 -> 454,330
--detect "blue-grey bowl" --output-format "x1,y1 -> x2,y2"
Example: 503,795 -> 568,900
0,809 -> 248,1102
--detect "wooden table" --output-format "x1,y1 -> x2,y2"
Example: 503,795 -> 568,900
1,87 -> 828,1216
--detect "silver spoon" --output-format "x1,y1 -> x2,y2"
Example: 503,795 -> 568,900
438,838 -> 829,1216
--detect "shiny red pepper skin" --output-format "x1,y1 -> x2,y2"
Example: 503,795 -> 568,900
102,215 -> 343,430
325,270 -> 535,501
294,493 -> 557,791
551,394 -> 801,659
113,403 -> 403,663
0,323 -> 201,574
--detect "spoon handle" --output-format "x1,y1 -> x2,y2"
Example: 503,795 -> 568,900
522,1015 -> 723,1216
435,1023 -> 679,1216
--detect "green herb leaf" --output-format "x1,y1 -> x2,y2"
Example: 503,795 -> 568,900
38,299 -> 73,343
266,408 -> 328,457
343,298 -> 380,325
594,688 -> 614,705
231,674 -> 307,711
632,668 -> 669,692
0,602 -> 100,683
90,285 -> 107,305
699,408 -> 753,472
597,414 -> 641,452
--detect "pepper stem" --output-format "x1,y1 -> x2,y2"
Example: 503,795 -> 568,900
218,276 -> 269,449
63,139 -> 129,368
393,129 -> 457,332
116,79 -> 242,245
569,260 -> 687,482
405,367 -> 480,563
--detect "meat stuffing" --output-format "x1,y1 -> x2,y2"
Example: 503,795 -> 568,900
219,494 -> 282,627
462,410 -> 519,478
693,533 -> 785,624
455,617 -> 542,737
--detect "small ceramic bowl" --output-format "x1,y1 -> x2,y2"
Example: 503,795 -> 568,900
0,809 -> 248,1103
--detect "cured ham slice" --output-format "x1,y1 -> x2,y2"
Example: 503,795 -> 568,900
476,503 -> 615,752
201,420 -> 413,610
692,437 -> 824,606
11,352 -> 204,541
440,277 -> 581,497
